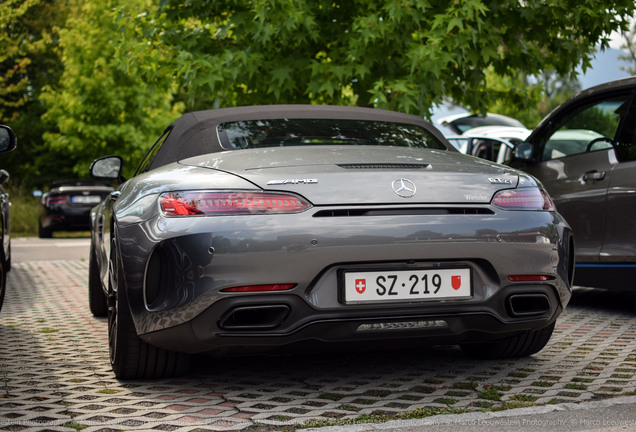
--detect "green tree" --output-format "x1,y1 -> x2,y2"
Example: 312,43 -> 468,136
0,0 -> 40,122
619,20 -> 636,74
6,0 -> 634,189
146,0 -> 633,116
40,0 -> 183,181
485,69 -> 582,128
1,0 -> 69,189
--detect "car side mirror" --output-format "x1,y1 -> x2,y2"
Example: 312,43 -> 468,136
0,169 -> 9,184
90,155 -> 125,182
0,125 -> 17,153
512,141 -> 535,162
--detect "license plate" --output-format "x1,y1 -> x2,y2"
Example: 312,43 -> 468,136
72,195 -> 102,204
343,268 -> 471,303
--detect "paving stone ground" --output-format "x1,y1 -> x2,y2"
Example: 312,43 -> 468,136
0,260 -> 635,431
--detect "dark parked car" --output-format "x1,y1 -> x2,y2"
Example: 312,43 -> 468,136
509,76 -> 636,290
88,105 -> 574,379
0,125 -> 17,312
38,180 -> 113,238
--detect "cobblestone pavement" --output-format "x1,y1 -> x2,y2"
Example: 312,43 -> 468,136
0,260 -> 635,431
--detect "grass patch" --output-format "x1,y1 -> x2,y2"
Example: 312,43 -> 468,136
274,392 -> 636,431
300,407 -> 468,429
531,381 -> 555,387
63,423 -> 87,431
336,404 -> 360,412
434,398 -> 458,405
319,393 -> 344,401
478,386 -> 505,401
452,381 -> 478,391
445,390 -> 470,397
572,377 -> 594,383
7,187 -> 40,237
509,394 -> 538,402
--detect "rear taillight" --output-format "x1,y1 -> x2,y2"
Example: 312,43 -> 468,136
45,196 -> 67,206
160,191 -> 311,216
492,188 -> 554,211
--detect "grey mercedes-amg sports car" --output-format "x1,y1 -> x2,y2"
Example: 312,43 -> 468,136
88,105 -> 574,379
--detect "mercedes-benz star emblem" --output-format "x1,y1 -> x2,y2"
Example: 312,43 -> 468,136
392,178 -> 417,198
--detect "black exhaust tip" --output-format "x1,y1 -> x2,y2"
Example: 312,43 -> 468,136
507,294 -> 551,317
219,305 -> 290,330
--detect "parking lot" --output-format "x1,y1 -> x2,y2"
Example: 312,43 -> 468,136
0,240 -> 635,431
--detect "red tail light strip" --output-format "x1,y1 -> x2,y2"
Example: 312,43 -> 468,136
160,191 -> 311,216
45,196 -> 68,206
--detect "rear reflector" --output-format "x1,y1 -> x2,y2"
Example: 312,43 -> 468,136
221,284 -> 296,293
160,191 -> 311,216
508,275 -> 552,282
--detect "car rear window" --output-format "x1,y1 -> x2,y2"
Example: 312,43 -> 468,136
217,119 -> 447,151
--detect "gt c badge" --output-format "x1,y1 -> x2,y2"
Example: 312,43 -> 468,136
392,178 -> 417,198
488,177 -> 513,185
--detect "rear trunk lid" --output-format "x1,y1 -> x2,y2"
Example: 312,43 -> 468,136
180,146 -> 519,205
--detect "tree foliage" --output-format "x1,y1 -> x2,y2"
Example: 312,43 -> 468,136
485,69 -> 582,128
0,0 -> 41,122
0,0 -> 69,188
1,0 -> 634,189
40,0 -> 183,181
619,20 -> 636,74
148,0 -> 633,116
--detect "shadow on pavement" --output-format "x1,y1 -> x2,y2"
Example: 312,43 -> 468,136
570,286 -> 636,315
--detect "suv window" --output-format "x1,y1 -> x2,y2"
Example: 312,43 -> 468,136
541,96 -> 630,161
615,94 -> 636,161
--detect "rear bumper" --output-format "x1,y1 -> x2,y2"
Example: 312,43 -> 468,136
40,208 -> 91,231
114,205 -> 574,350
140,283 -> 564,355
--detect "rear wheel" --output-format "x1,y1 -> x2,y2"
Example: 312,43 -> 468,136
88,244 -> 107,317
460,322 -> 555,359
38,222 -> 52,238
108,236 -> 190,379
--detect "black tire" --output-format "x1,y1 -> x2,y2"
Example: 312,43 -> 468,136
0,250 -> 6,313
38,222 -> 52,238
108,236 -> 190,379
460,322 -> 556,359
88,244 -> 108,317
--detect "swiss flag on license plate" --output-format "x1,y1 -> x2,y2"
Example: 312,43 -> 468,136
355,279 -> 366,294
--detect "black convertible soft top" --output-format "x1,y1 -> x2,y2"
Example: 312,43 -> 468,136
148,105 -> 445,171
